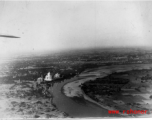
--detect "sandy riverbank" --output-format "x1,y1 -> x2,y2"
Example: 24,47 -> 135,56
63,64 -> 152,117
63,77 -> 127,116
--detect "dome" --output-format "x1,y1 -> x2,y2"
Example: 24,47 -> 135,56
44,72 -> 53,81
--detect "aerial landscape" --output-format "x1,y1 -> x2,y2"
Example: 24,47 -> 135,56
1,48 -> 152,118
1,1 -> 152,118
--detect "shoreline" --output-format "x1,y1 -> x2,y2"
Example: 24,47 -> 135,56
62,64 -> 152,117
50,93 -> 70,117
62,71 -> 127,116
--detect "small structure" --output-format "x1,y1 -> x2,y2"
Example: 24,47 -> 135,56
37,76 -> 43,85
14,79 -> 21,84
54,73 -> 60,79
44,72 -> 53,81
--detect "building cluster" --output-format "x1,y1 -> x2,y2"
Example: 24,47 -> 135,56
37,72 -> 60,83
32,72 -> 61,95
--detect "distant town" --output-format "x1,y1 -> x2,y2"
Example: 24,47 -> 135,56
1,48 -> 152,83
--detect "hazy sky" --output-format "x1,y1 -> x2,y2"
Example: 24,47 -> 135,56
0,1 -> 152,56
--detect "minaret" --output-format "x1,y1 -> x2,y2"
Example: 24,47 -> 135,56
44,72 -> 52,81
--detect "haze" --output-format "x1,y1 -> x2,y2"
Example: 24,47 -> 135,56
0,1 -> 152,57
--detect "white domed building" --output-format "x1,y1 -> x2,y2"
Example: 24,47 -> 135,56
44,72 -> 53,81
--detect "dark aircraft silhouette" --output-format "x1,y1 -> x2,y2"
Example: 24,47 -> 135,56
0,34 -> 20,38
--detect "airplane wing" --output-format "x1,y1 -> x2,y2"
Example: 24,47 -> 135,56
0,35 -> 20,38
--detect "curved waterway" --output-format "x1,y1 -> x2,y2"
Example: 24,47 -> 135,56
52,64 -> 152,118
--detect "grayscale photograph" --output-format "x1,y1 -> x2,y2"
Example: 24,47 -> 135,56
0,0 -> 152,118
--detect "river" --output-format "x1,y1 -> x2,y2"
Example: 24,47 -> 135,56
52,64 -> 152,118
